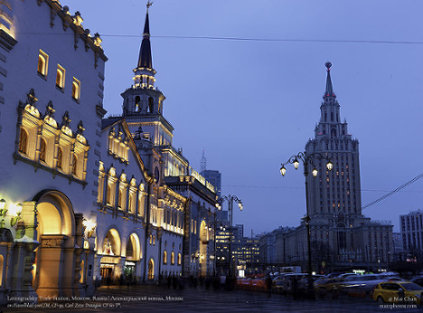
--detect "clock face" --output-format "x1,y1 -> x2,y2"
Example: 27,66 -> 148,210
154,167 -> 160,182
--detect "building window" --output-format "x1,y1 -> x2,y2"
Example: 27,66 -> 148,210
148,97 -> 154,113
72,77 -> 81,101
171,251 -> 175,265
39,138 -> 47,162
163,250 -> 167,264
57,147 -> 63,169
37,50 -> 49,76
56,65 -> 65,89
18,128 -> 28,155
135,96 -> 141,112
177,253 -> 182,265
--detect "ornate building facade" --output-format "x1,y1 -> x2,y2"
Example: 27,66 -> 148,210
0,0 -> 217,304
280,63 -> 393,272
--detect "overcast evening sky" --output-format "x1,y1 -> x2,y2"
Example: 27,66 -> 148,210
66,0 -> 423,235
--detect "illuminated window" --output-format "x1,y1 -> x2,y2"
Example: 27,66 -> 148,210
57,147 -> 63,169
72,77 -> 81,101
177,253 -> 181,265
149,234 -> 152,245
56,65 -> 65,89
153,235 -> 155,245
171,251 -> 175,265
37,50 -> 49,76
135,96 -> 141,112
148,259 -> 154,280
163,250 -> 167,264
18,128 -> 28,155
97,165 -> 105,203
39,138 -> 47,162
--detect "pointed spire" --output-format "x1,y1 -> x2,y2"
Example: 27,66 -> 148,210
324,62 -> 336,98
200,149 -> 207,173
137,4 -> 153,70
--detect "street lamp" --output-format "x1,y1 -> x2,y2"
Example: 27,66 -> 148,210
217,194 -> 244,278
280,151 -> 333,297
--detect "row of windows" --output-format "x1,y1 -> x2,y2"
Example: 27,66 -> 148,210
18,109 -> 88,181
162,250 -> 182,265
97,165 -> 146,216
38,49 -> 81,100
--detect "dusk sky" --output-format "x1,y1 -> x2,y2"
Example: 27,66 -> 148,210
66,0 -> 423,235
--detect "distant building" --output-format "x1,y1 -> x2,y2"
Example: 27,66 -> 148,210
400,210 -> 423,253
280,63 -> 393,272
202,170 -> 222,198
392,232 -> 404,261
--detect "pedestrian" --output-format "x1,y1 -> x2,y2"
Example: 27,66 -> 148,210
266,274 -> 272,297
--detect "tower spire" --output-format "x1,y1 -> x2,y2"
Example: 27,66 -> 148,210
200,149 -> 207,173
133,2 -> 156,88
324,62 -> 335,98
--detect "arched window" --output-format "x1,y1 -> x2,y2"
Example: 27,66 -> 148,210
39,138 -> 47,162
171,251 -> 175,265
163,250 -> 167,264
80,259 -> 85,284
177,253 -> 182,265
18,128 -> 28,155
37,50 -> 48,76
57,147 -> 63,169
135,96 -> 141,112
56,65 -> 65,88
72,78 -> 81,101
72,155 -> 78,175
148,97 -> 154,113
148,259 -> 154,280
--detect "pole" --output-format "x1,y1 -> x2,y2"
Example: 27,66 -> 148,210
303,161 -> 314,298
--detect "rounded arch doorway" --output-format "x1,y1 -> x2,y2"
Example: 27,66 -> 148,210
33,190 -> 76,298
100,228 -> 122,284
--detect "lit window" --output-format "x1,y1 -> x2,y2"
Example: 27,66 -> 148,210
171,252 -> 175,265
163,251 -> 167,264
178,253 -> 181,265
56,65 -> 65,89
72,77 -> 81,101
37,50 -> 49,76
18,128 -> 28,155
39,138 -> 47,162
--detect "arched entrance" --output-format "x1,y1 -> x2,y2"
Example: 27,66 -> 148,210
199,220 -> 208,277
100,228 -> 121,283
124,233 -> 141,282
148,258 -> 154,280
33,190 -> 76,297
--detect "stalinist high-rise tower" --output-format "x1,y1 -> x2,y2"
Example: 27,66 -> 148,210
283,63 -> 393,272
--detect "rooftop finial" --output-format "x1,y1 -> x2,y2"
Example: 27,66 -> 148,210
146,1 -> 153,11
325,61 -> 332,71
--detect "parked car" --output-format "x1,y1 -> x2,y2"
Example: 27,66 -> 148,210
411,276 -> 423,287
373,281 -> 423,304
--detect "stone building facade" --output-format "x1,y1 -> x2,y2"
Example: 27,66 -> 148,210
0,0 -> 217,304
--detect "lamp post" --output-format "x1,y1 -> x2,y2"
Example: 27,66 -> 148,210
280,152 -> 333,297
217,195 -> 243,278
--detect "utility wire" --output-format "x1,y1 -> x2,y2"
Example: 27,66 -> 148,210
362,173 -> 423,210
18,32 -> 423,46
224,172 -> 423,210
